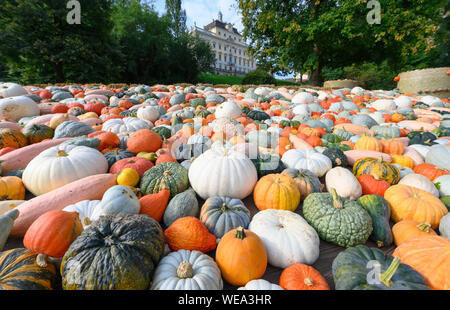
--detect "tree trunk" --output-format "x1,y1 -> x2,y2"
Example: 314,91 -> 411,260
309,44 -> 323,86
52,62 -> 65,83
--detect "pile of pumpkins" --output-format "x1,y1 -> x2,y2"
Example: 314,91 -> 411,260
0,81 -> 449,290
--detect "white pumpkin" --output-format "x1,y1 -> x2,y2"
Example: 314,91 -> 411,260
371,99 -> 396,111
137,105 -> 160,122
151,249 -> 223,290
281,149 -> 332,177
22,145 -> 108,196
249,209 -> 320,268
394,96 -> 413,109
63,200 -> 100,222
403,146 -> 425,166
0,96 -> 40,121
238,279 -> 284,290
392,164 -> 415,179
325,167 -> 362,200
292,104 -> 311,117
369,112 -> 386,125
90,185 -> 140,221
291,92 -> 314,105
188,148 -> 257,200
0,83 -> 27,98
102,117 -> 149,134
214,101 -> 242,119
439,213 -> 450,239
434,175 -> 450,197
425,145 -> 450,170
398,173 -> 440,197
408,144 -> 430,159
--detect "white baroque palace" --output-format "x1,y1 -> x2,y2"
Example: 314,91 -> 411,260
190,12 -> 256,76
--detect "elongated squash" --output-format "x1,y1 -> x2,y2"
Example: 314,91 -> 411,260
344,150 -> 392,165
334,124 -> 374,136
0,138 -> 70,175
288,134 -> 314,150
10,173 -> 117,237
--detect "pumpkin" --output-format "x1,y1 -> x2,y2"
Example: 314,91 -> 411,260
104,149 -> 135,168
215,101 -> 242,119
332,245 -> 429,290
248,209 -> 320,268
325,167 -> 362,200
439,213 -> 450,239
0,128 -> 27,149
413,163 -> 449,181
253,174 -> 300,211
137,106 -> 160,122
303,188 -> 373,247
393,236 -> 450,290
238,279 -> 283,290
322,148 -> 348,167
344,150 -> 392,165
0,248 -> 58,290
127,129 -> 162,154
425,145 -> 450,170
357,174 -> 390,197
23,210 -> 83,267
22,145 -> 108,196
354,135 -> 383,152
380,139 -> 404,155
250,153 -> 285,178
101,117 -> 149,135
216,227 -> 267,286
163,188 -> 199,227
435,175 -> 450,197
53,121 -> 95,139
371,126 -> 401,139
87,131 -> 119,151
407,131 -> 437,146
398,173 -> 440,197
391,154 -> 414,169
152,126 -> 172,140
22,124 -> 54,144
188,148 -> 257,200
200,196 -> 250,238
353,157 -> 400,185
62,200 -> 100,222
61,213 -> 164,290
281,149 -> 332,177
392,220 -> 437,246
139,185 -> 170,222
279,264 -> 330,290
0,209 -> 19,251
110,156 -> 154,177
117,168 -> 140,187
0,83 -> 27,98
140,162 -> 189,199
357,195 -> 393,247
90,185 -> 140,222
151,249 -> 223,290
0,96 -> 40,122
164,216 -> 216,253
384,184 -> 448,229
0,176 -> 25,200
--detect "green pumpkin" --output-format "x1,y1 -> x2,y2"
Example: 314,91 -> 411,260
152,126 -> 172,140
120,109 -> 137,117
104,149 -> 135,169
332,245 -> 429,290
240,105 -> 251,114
68,107 -> 86,117
440,195 -> 450,212
432,126 -> 450,138
53,121 -> 95,139
303,188 -> 373,247
22,124 -> 54,144
357,195 -> 393,247
326,142 -> 352,152
0,248 -> 58,290
199,196 -> 251,238
334,128 -> 355,141
61,213 -> 164,290
407,131 -> 437,146
171,116 -> 183,127
251,153 -> 285,178
371,126 -> 401,139
60,136 -> 100,150
246,110 -> 270,121
194,109 -> 211,118
190,98 -> 206,109
353,157 -> 400,185
322,148 -> 348,167
163,188 -> 199,227
322,133 -> 341,144
140,162 -> 189,199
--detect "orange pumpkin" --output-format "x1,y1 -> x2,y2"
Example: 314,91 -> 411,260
384,184 -> 448,229
380,139 -> 404,155
354,135 -> 382,152
393,236 -> 450,290
253,174 -> 300,211
275,137 -> 293,157
413,163 -> 450,181
139,186 -> 170,222
127,129 -> 162,154
392,220 -> 437,246
0,128 -> 27,149
279,264 -> 330,290
357,174 -> 390,197
215,227 -> 267,286
87,131 -> 119,151
23,210 -> 83,259
391,154 -> 415,169
164,216 -> 216,253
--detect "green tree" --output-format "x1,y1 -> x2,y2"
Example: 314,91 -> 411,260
0,0 -> 117,83
239,0 -> 448,86
165,0 -> 187,36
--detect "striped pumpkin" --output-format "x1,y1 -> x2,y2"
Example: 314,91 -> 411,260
139,162 -> 189,199
0,248 -> 58,290
353,157 -> 400,185
0,128 -> 27,149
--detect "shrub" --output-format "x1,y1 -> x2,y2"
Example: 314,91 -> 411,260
242,69 -> 277,85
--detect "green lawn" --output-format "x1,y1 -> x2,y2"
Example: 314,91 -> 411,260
197,73 -> 300,86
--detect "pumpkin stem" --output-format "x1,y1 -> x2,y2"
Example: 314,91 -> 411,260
36,254 -> 48,268
177,261 -> 194,279
221,202 -> 228,212
417,222 -> 431,233
376,240 -> 384,248
159,178 -> 170,190
235,226 -> 246,240
163,170 -> 171,176
114,149 -> 119,155
330,188 -> 343,209
56,150 -> 68,157
379,257 -> 401,288
304,278 -> 314,286
81,216 -> 91,228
